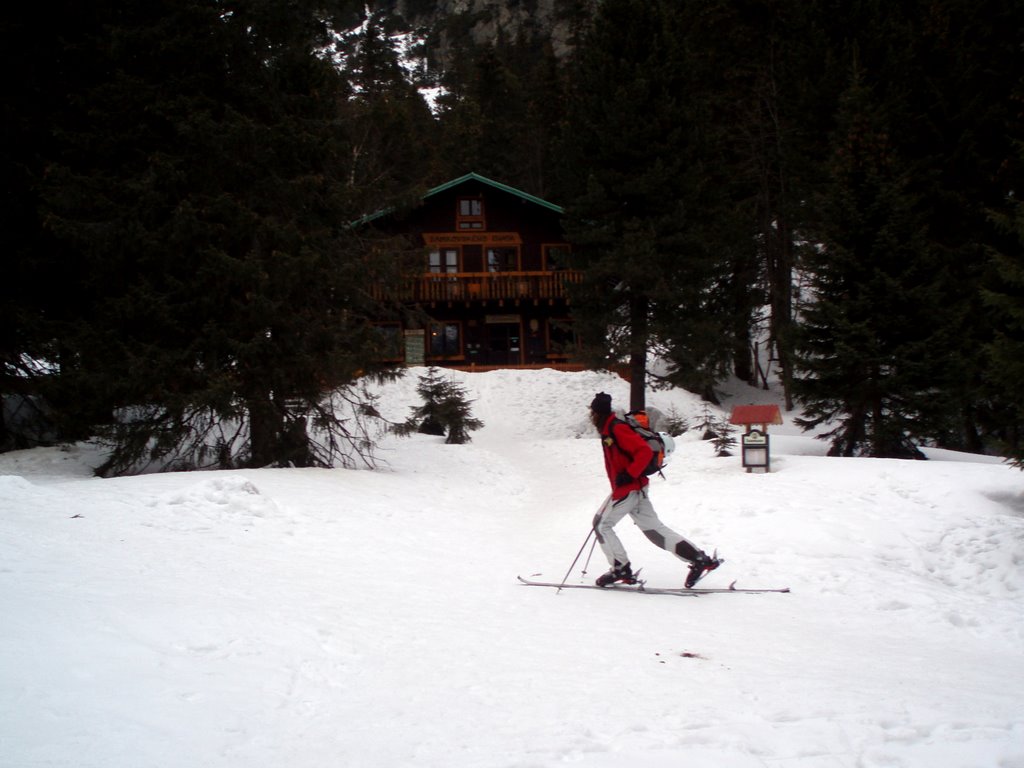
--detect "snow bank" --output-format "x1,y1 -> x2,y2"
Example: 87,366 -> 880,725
1,368 -> 1022,768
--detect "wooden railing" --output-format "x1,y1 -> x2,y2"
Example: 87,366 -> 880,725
374,270 -> 583,303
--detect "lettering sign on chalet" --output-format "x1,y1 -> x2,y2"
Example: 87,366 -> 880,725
360,172 -> 581,371
423,232 -> 523,246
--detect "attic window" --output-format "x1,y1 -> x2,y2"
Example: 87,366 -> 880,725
457,197 -> 485,230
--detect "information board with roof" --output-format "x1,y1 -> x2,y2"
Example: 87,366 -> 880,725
729,405 -> 783,473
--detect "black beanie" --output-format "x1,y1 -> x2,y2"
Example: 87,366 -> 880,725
590,392 -> 612,415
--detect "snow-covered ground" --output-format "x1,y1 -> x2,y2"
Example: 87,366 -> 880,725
1,368 -> 1022,768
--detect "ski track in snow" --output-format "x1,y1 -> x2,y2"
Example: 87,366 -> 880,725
1,369 -> 1023,768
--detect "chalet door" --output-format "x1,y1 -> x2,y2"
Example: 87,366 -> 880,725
485,321 -> 522,365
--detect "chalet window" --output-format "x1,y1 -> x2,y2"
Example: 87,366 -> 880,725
487,247 -> 519,272
457,197 -> 485,230
543,244 -> 571,271
429,248 -> 459,274
429,322 -> 462,357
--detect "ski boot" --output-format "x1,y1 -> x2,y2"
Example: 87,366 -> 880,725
596,560 -> 637,587
685,551 -> 722,588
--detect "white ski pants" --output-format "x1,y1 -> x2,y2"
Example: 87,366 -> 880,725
593,489 -> 701,567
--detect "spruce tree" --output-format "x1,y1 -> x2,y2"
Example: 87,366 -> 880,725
434,32 -> 566,194
799,0 -> 1024,453
711,419 -> 737,458
337,7 -> 440,209
393,367 -> 483,445
561,0 -> 732,409
794,72 -> 943,458
27,0 -> 403,474
984,198 -> 1024,466
903,0 -> 1024,453
677,0 -> 828,405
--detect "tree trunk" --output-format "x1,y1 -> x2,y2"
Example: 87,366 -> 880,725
768,215 -> 795,411
248,394 -> 284,468
629,294 -> 648,412
250,393 -> 315,468
733,325 -> 754,385
753,57 -> 796,412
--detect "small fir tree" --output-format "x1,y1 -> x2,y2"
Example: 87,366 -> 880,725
437,386 -> 484,445
409,366 -> 449,436
662,405 -> 690,437
711,418 -> 737,457
697,403 -> 719,441
394,367 -> 483,444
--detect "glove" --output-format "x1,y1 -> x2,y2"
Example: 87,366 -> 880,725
615,470 -> 634,487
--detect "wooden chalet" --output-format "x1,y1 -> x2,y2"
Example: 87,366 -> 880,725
365,173 -> 582,370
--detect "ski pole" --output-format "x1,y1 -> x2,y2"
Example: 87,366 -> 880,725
581,536 -> 598,577
557,494 -> 611,592
556,528 -> 594,593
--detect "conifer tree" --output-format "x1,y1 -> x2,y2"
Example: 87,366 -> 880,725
786,0 -> 1024,456
984,199 -> 1024,466
25,0 -> 403,474
337,7 -> 440,209
434,32 -> 565,194
794,72 -> 944,458
561,0 -> 732,409
393,367 -> 483,445
711,419 -> 737,458
902,0 -> 1024,454
677,0 -> 827,405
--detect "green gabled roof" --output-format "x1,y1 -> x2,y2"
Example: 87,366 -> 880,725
352,172 -> 563,226
424,172 -> 564,214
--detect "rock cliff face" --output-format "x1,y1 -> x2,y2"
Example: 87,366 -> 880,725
378,0 -> 597,63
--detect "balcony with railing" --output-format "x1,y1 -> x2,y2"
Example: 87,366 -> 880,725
374,270 -> 583,304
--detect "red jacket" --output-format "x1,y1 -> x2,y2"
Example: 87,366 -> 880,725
598,414 -> 652,500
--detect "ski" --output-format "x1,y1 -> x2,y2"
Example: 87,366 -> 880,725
517,576 -> 701,596
686,581 -> 790,594
517,576 -> 789,595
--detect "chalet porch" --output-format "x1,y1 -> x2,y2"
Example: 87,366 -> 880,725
373,270 -> 583,369
374,270 -> 582,305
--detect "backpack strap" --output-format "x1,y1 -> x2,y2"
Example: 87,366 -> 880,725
604,417 -> 629,455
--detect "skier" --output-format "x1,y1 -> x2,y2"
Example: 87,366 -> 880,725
589,392 -> 721,588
